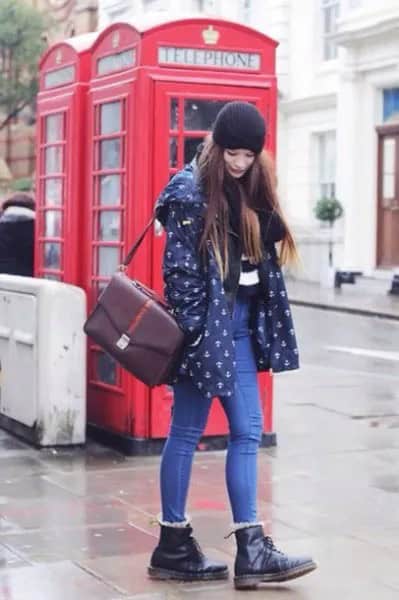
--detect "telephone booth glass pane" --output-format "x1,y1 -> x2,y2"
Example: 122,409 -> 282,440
44,178 -> 62,206
44,273 -> 61,281
99,211 -> 121,241
100,174 -> 120,205
168,97 -> 241,169
100,139 -> 121,169
39,109 -> 66,280
184,99 -> 229,130
98,246 -> 119,277
169,138 -> 178,167
96,351 -> 117,385
44,242 -> 61,269
46,114 -> 63,142
184,138 -> 202,164
45,146 -> 62,173
89,99 -> 126,392
44,211 -> 62,237
96,280 -> 108,299
170,98 -> 179,130
100,102 -> 121,135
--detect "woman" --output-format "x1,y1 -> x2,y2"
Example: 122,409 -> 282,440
149,102 -> 317,590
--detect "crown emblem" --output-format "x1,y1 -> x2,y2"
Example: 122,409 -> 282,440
202,25 -> 220,45
55,49 -> 62,65
112,31 -> 120,49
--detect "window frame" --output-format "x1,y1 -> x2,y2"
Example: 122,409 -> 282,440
321,0 -> 340,62
383,88 -> 399,123
318,130 -> 337,200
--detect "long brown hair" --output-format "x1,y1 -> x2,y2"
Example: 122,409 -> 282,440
197,135 -> 298,279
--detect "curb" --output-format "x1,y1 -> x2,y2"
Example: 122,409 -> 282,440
290,298 -> 399,322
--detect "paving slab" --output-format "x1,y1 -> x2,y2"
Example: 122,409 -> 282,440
0,497 -> 150,532
41,465 -> 160,499
79,549 -> 233,597
0,561 -> 122,600
0,456 -> 50,480
0,523 -> 156,563
37,443 -> 129,473
0,544 -> 29,570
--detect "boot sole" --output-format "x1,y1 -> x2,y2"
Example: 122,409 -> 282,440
234,561 -> 317,589
148,565 -> 229,582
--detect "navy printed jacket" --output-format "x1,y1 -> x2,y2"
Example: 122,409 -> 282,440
155,164 -> 299,399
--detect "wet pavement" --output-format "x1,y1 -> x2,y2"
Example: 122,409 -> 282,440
286,276 -> 399,320
0,306 -> 399,599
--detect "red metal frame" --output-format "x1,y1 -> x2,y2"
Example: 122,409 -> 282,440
37,110 -> 67,280
85,87 -> 133,433
38,18 -> 278,447
85,25 -> 144,436
150,80 -> 274,439
35,35 -> 96,285
89,19 -> 277,442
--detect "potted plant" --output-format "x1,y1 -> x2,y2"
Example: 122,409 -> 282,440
314,196 -> 344,286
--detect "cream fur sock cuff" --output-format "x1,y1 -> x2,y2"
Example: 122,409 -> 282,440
157,514 -> 191,528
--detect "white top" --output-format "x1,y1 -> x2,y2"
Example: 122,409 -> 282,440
239,254 -> 259,286
239,269 -> 260,286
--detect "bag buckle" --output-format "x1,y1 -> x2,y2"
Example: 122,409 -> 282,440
116,334 -> 130,350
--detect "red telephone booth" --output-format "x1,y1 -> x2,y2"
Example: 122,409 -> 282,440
35,32 -> 97,284
82,17 -> 277,454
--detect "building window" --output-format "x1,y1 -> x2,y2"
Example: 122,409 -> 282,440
143,0 -> 164,11
195,0 -> 217,10
242,0 -> 251,22
319,131 -> 336,199
322,0 -> 340,61
383,88 -> 399,122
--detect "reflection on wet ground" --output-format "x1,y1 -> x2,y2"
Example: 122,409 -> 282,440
0,307 -> 398,599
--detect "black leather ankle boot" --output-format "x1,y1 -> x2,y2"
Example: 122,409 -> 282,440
234,525 -> 317,589
148,524 -> 229,582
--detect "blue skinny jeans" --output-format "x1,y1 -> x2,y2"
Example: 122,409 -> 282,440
160,290 -> 263,524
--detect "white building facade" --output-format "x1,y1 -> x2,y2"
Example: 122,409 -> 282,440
98,0 -> 399,281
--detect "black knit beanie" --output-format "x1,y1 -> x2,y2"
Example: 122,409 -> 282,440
212,101 -> 266,154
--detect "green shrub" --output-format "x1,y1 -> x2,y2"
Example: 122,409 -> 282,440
314,196 -> 343,225
11,177 -> 33,192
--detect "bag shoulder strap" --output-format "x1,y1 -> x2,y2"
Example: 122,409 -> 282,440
121,214 -> 156,268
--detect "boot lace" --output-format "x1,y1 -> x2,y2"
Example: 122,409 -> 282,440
264,536 -> 285,556
191,535 -> 205,559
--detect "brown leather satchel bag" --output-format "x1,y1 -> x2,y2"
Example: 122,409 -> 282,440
83,216 -> 184,387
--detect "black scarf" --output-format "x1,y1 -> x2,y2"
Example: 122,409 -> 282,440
223,174 -> 243,238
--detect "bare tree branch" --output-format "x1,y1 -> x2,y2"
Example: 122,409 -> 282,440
0,99 -> 30,132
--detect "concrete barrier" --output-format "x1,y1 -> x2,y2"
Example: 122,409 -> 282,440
0,275 -> 86,446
